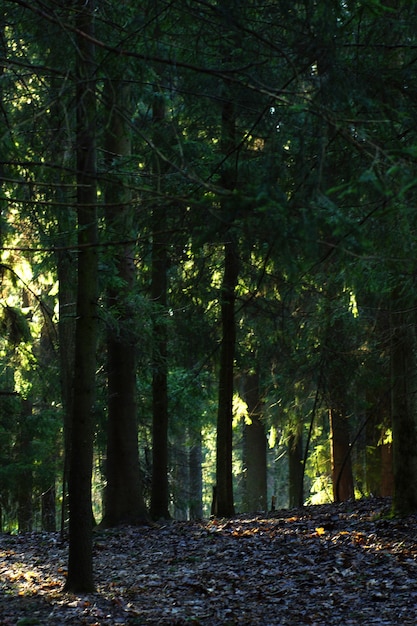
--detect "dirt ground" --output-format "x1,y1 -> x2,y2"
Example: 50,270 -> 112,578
1,497 -> 416,625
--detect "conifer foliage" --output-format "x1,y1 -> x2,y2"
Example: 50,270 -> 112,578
1,0 -> 417,594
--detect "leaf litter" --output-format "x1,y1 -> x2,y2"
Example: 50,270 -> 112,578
0,497 -> 416,625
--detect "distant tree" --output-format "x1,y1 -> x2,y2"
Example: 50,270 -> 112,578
101,75 -> 149,527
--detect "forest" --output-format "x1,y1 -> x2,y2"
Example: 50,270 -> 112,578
1,0 -> 417,603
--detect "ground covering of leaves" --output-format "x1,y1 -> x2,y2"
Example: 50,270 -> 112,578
1,497 -> 416,625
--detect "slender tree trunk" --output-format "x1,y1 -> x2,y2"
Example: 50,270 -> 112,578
215,48 -> 238,516
64,0 -> 97,593
242,372 -> 267,512
101,78 -> 148,527
46,67 -> 78,536
325,313 -> 355,503
150,203 -> 170,519
216,238 -> 238,518
150,96 -> 171,520
288,432 -> 304,508
57,238 -> 76,535
330,406 -> 354,502
16,398 -> 33,532
189,432 -> 203,520
173,429 -> 189,520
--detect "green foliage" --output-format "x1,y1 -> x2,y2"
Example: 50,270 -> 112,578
0,306 -> 31,345
1,0 -> 416,523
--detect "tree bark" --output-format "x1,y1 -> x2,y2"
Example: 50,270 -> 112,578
16,398 -> 33,532
64,0 -> 97,593
101,78 -> 148,527
242,372 -> 267,512
189,432 -> 203,520
150,95 -> 171,521
215,40 -> 238,517
325,313 -> 355,503
288,432 -> 304,508
330,406 -> 355,502
216,238 -> 238,517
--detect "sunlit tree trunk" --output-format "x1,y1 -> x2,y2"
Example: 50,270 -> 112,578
101,78 -> 148,527
242,371 -> 267,512
64,0 -> 97,593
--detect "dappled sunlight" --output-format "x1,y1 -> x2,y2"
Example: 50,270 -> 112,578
1,499 -> 417,624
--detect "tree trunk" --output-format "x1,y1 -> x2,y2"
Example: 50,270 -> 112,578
330,406 -> 355,502
150,96 -> 171,521
216,239 -> 238,517
288,432 -> 304,508
173,428 -> 189,520
150,205 -> 170,519
325,313 -> 355,503
46,66 -> 78,537
242,372 -> 267,512
57,237 -> 76,535
64,0 -> 97,593
189,432 -> 203,520
16,398 -> 33,532
215,44 -> 238,517
101,78 -> 148,527
391,307 -> 417,514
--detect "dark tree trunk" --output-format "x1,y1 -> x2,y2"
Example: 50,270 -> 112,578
215,44 -> 238,517
149,205 -> 170,519
325,314 -> 355,503
46,67 -> 78,537
101,78 -> 148,527
17,398 -> 33,533
189,432 -> 203,520
64,0 -> 97,593
242,372 -> 268,512
150,96 -> 171,521
173,429 -> 189,520
330,406 -> 355,502
57,236 -> 76,535
216,239 -> 238,518
288,432 -> 304,508
391,307 -> 417,514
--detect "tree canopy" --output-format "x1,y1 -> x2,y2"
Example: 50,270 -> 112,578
1,0 -> 417,590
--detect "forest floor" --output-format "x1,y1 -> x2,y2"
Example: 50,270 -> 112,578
0,497 -> 416,625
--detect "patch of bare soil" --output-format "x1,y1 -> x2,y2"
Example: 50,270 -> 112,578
1,497 -> 417,625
